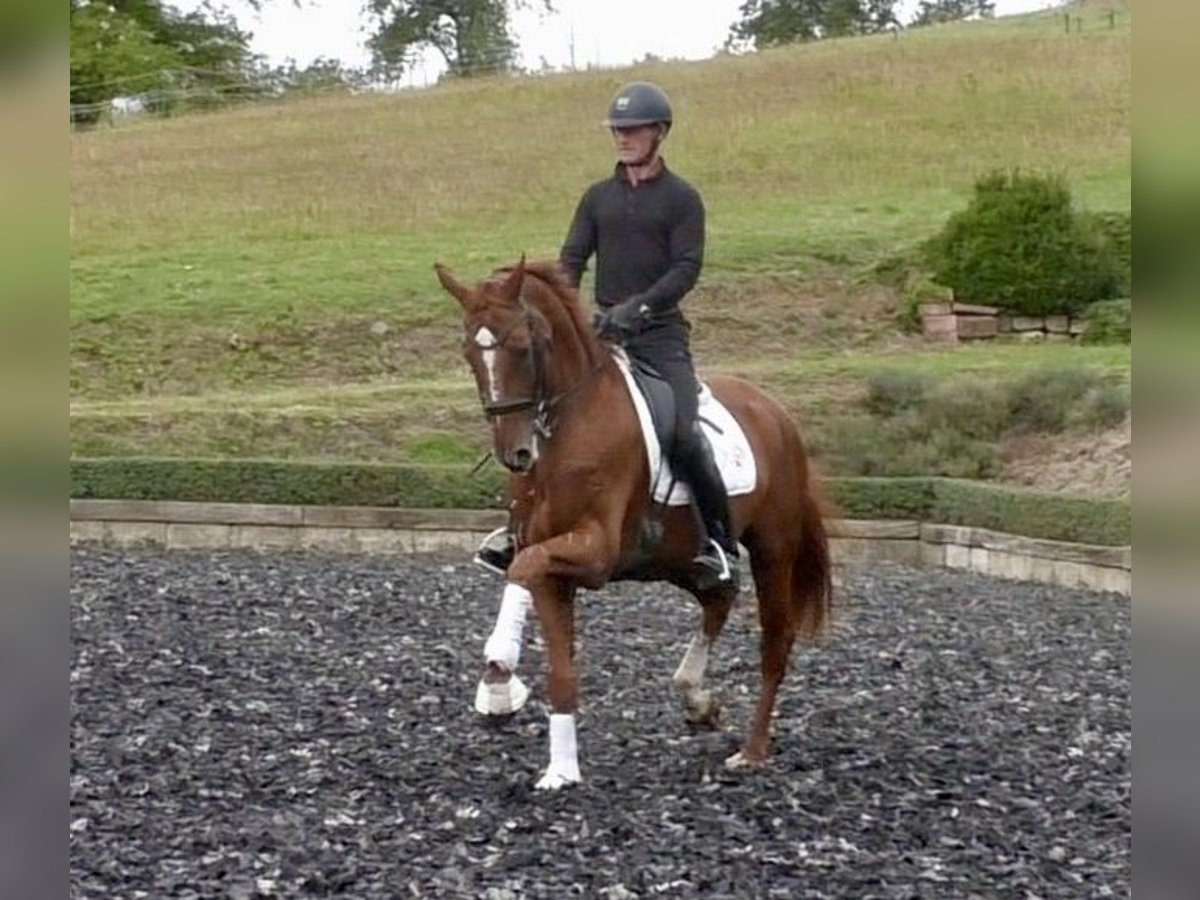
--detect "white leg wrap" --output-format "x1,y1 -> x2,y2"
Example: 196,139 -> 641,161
536,713 -> 582,790
483,582 -> 532,669
672,634 -> 709,692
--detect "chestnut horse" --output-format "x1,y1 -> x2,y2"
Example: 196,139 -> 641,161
435,258 -> 831,790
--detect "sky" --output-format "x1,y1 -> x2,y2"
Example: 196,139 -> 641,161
189,0 -> 1061,84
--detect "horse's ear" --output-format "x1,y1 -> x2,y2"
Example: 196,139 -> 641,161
497,254 -> 526,306
434,263 -> 476,311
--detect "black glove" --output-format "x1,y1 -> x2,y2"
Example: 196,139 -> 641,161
594,297 -> 650,341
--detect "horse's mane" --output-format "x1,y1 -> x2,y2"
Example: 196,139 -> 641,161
492,259 -> 604,367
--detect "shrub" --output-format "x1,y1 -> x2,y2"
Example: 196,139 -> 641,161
925,169 -> 1120,317
1067,382 -> 1130,431
1006,367 -> 1112,434
1085,211 -> 1132,296
864,370 -> 930,417
924,377 -> 1010,441
1080,298 -> 1131,345
818,413 -> 997,480
828,366 -> 1127,478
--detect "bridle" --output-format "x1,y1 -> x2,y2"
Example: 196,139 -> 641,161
475,299 -> 606,443
476,301 -> 556,440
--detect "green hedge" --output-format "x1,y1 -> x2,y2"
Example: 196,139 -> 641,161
930,479 -> 1130,547
825,477 -> 935,520
70,458 -> 508,510
70,458 -> 1130,547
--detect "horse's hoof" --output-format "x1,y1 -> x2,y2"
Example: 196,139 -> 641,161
724,749 -> 767,771
473,673 -> 529,716
535,768 -> 581,791
684,692 -> 722,729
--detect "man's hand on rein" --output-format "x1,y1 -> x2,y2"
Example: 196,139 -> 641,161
594,297 -> 650,341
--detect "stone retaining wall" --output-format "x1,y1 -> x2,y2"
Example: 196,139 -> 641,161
920,302 -> 1090,343
69,500 -> 1130,596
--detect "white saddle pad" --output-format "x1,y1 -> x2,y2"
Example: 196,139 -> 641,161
613,351 -> 757,506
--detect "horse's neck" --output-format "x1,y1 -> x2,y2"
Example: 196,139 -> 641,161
527,281 -> 606,391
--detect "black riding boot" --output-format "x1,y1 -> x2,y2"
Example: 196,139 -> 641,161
678,428 -> 740,589
474,526 -> 515,576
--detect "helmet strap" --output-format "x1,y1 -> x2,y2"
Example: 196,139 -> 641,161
626,125 -> 666,168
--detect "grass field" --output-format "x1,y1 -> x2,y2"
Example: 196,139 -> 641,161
70,3 -> 1131,487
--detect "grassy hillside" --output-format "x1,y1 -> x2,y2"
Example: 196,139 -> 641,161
70,4 -> 1131,488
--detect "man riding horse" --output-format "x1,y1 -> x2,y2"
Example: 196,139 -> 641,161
475,81 -> 740,586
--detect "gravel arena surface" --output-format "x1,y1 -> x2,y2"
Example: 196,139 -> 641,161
70,547 -> 1130,899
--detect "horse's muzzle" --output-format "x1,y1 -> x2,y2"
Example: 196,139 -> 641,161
501,447 -> 535,473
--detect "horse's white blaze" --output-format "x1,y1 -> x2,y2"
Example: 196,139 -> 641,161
483,582 -> 532,669
672,633 -> 710,691
474,326 -> 501,402
536,713 -> 582,790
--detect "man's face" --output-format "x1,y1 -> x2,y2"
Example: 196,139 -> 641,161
610,124 -> 661,165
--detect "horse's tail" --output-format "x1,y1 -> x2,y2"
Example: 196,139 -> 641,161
791,476 -> 833,641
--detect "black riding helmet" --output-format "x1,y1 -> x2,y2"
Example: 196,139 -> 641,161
604,81 -> 673,132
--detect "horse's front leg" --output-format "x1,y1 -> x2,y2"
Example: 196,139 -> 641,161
508,525 -> 615,791
474,582 -> 533,716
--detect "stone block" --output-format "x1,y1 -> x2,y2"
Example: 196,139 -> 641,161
1030,556 -> 1057,584
996,314 -> 1013,333
1045,315 -> 1070,334
70,521 -> 107,543
1077,565 -> 1131,595
831,537 -> 921,567
355,529 -> 414,555
829,519 -> 920,540
921,312 -> 958,341
411,530 -> 480,554
919,542 -> 945,567
299,528 -> 362,554
952,302 -> 1000,316
166,523 -> 231,550
944,544 -> 970,569
105,521 -> 168,548
1010,316 -> 1045,332
231,525 -> 301,552
1069,318 -> 1088,336
918,302 -> 953,317
302,506 -> 505,531
955,314 -> 998,339
1050,560 -> 1084,590
968,546 -> 991,573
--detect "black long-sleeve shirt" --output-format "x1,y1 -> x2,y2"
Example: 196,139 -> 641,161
559,161 -> 704,319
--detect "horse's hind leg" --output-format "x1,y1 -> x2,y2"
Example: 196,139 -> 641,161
672,586 -> 737,728
727,554 -> 796,768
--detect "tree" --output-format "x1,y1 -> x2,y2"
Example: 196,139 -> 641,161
909,0 -> 995,27
365,1 -> 553,79
727,0 -> 900,50
70,3 -> 183,115
70,1 -> 256,120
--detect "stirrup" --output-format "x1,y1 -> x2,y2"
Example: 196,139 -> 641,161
473,526 -> 514,576
693,539 -> 737,586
